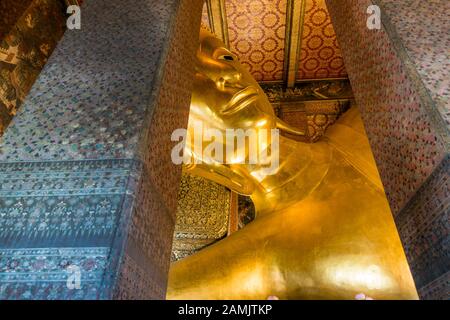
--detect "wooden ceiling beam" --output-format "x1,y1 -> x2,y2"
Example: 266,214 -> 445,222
283,0 -> 306,88
206,0 -> 230,49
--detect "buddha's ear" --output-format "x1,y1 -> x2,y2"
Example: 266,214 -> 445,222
182,162 -> 255,196
276,118 -> 306,136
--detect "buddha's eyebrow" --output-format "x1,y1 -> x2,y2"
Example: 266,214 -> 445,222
213,47 -> 232,55
198,43 -> 216,57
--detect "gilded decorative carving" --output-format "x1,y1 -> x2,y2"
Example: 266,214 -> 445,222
305,100 -> 350,142
172,173 -> 231,262
259,80 -> 353,142
260,79 -> 353,103
237,195 -> 255,230
276,99 -> 350,142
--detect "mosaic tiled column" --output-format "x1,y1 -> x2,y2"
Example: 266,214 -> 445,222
326,0 -> 449,299
0,0 -> 204,299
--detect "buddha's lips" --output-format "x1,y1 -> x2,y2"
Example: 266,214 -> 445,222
222,86 -> 259,115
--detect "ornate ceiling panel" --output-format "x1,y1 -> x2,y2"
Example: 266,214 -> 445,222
297,0 -> 347,79
202,0 -> 348,84
225,0 -> 287,81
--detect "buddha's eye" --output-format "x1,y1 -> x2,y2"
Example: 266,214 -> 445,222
218,55 -> 235,61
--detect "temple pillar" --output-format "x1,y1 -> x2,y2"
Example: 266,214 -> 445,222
326,0 -> 449,299
0,0 -> 203,299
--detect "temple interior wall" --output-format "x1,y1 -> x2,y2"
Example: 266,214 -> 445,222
326,0 -> 449,299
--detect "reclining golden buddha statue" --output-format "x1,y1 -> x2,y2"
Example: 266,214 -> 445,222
166,29 -> 418,300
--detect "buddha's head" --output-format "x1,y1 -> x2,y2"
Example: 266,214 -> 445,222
188,28 -> 277,133
175,29 -> 305,198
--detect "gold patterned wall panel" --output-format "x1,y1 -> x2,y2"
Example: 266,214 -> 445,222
261,80 -> 353,142
172,173 -> 231,261
297,0 -> 347,79
225,0 -> 287,81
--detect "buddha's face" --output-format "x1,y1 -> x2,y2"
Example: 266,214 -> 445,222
180,30 -> 286,194
189,30 -> 277,133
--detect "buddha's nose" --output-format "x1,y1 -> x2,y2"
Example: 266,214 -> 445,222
216,72 -> 243,90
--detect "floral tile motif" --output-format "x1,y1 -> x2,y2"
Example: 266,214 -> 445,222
297,0 -> 347,79
0,159 -> 140,299
0,0 -> 204,300
226,0 -> 288,81
326,0 -> 446,214
0,247 -> 109,300
377,0 -> 450,128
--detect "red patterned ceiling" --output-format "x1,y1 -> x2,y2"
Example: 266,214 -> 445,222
297,0 -> 347,79
225,0 -> 287,82
202,0 -> 347,83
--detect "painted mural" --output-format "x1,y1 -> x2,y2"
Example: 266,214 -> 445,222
0,0 -> 33,39
0,0 -> 65,135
